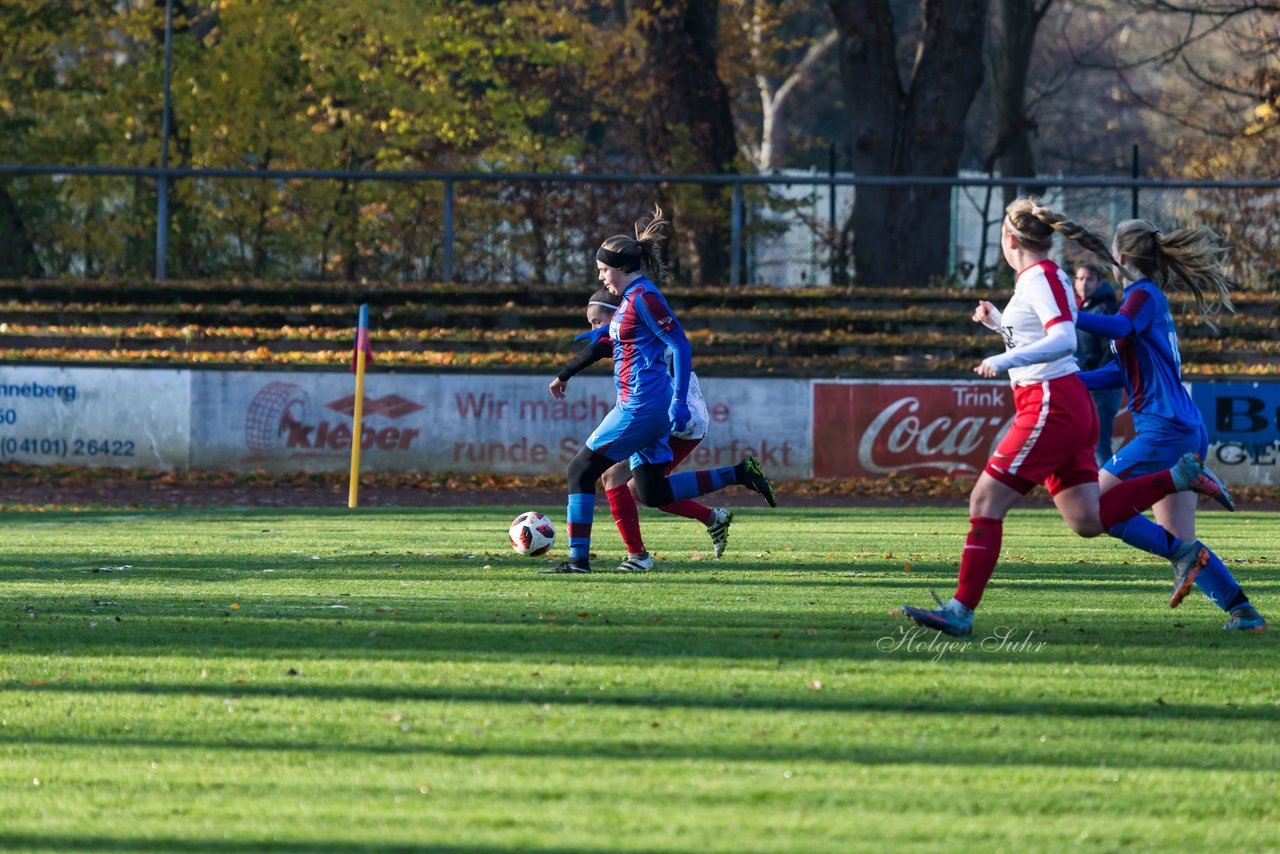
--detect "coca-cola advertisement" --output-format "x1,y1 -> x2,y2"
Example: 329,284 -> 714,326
813,381 -> 1017,479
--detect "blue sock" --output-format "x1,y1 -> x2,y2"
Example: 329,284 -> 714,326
1192,544 -> 1243,613
1108,514 -> 1178,558
566,493 -> 595,561
708,465 -> 736,489
668,465 -> 737,502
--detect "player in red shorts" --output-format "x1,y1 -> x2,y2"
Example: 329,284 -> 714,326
899,197 -> 1232,637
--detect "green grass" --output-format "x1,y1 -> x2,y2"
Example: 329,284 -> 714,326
0,505 -> 1277,853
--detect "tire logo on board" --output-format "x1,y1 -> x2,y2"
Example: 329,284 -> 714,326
243,382 -> 424,461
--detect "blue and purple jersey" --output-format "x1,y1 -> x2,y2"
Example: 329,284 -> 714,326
1077,279 -> 1201,431
608,277 -> 691,411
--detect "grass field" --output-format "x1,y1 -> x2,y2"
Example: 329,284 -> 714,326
0,503 -> 1276,853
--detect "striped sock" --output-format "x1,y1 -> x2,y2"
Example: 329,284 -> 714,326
566,493 -> 595,561
668,466 -> 736,501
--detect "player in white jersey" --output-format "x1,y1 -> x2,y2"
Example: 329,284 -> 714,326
899,197 -> 1231,638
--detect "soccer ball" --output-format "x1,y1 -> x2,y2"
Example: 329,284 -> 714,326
509,511 -> 555,556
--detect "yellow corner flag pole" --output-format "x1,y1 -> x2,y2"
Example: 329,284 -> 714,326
348,304 -> 370,508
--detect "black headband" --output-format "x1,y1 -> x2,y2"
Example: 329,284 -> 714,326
596,246 -> 642,273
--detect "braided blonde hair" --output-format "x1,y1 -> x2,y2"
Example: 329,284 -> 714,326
1113,219 -> 1235,329
600,204 -> 671,283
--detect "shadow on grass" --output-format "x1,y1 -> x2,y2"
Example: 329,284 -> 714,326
0,835 -> 614,854
1,565 -> 1272,669
6,673 -> 1279,732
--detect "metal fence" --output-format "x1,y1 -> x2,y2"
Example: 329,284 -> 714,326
2,163 -> 1278,288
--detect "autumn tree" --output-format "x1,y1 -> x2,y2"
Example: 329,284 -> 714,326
627,0 -> 739,284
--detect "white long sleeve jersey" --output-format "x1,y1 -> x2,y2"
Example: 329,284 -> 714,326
982,259 -> 1080,385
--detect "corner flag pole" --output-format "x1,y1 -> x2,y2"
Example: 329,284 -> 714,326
348,304 -> 370,509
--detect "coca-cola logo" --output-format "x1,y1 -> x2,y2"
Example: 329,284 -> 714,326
857,392 -> 1013,476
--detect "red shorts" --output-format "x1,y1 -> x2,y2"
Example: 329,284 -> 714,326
985,374 -> 1099,496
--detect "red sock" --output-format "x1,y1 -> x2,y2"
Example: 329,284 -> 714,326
658,499 -> 712,525
606,485 -> 645,554
954,517 -> 1003,611
1099,471 -> 1174,529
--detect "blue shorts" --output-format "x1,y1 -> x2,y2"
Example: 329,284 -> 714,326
1104,419 -> 1208,480
586,404 -> 673,469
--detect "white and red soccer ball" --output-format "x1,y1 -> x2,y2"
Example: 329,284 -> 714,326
509,511 -> 556,556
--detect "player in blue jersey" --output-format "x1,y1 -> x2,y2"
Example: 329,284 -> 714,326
550,289 -> 734,570
547,205 -> 776,574
1076,218 -> 1266,631
901,198 -> 1237,638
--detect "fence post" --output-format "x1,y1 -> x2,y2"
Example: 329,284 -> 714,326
443,178 -> 454,284
1131,144 -> 1140,219
730,180 -> 742,286
155,0 -> 174,282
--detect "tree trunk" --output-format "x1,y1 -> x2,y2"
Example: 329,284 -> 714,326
989,0 -> 1051,209
829,0 -> 989,286
630,0 -> 738,284
756,30 -> 839,172
0,183 -> 42,278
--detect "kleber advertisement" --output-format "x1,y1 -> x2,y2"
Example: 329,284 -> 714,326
190,371 -> 811,477
1,364 -> 1273,485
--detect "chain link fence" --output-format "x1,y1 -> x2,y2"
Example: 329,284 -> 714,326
2,166 -> 1278,288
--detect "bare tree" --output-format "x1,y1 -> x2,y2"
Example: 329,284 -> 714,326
827,0 -> 990,285
725,0 -> 840,171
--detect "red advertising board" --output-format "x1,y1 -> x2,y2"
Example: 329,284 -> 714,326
814,381 -> 1135,479
813,381 -> 1015,478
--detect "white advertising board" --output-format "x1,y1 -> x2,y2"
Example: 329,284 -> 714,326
11,365 -> 1271,486
189,371 -> 811,478
0,366 -> 190,470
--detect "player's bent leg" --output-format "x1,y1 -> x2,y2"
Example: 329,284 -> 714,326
660,456 -> 777,507
631,463 -> 677,508
1051,480 -> 1106,537
968,470 -> 1027,520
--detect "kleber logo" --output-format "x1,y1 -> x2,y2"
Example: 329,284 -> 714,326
325,394 -> 424,419
245,382 -> 309,453
243,382 -> 424,460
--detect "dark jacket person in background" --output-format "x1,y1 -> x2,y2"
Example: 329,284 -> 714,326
1074,262 -> 1122,466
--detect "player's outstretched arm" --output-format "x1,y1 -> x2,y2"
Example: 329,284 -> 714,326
1079,361 -> 1123,391
549,338 -> 611,400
